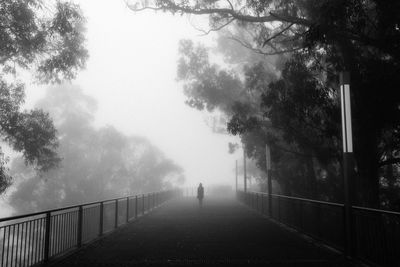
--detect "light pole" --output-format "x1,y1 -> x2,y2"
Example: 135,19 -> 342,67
266,144 -> 272,217
340,71 -> 355,258
235,160 -> 238,193
243,145 -> 247,192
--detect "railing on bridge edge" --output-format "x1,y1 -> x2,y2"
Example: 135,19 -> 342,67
0,189 -> 181,267
237,190 -> 400,267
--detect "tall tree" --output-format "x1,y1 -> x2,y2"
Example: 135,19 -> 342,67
0,0 -> 88,193
131,0 -> 400,207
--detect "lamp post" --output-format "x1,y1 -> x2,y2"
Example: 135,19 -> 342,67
243,145 -> 247,192
235,160 -> 238,193
266,144 -> 272,217
340,71 -> 355,258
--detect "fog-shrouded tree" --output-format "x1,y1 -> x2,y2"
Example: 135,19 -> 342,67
8,85 -> 184,214
0,0 -> 88,193
131,0 -> 400,207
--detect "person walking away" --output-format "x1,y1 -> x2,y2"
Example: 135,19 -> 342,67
197,183 -> 204,207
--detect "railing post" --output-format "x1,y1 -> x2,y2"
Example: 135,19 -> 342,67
261,194 -> 264,214
115,199 -> 118,229
268,170 -> 272,218
135,195 -> 138,219
99,202 -> 104,236
142,194 -> 145,215
43,212 -> 51,263
77,206 -> 83,247
126,197 -> 130,223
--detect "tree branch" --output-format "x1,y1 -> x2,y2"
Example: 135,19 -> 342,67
262,23 -> 294,47
227,36 -> 303,56
127,3 -> 312,26
193,18 -> 236,36
226,0 -> 234,10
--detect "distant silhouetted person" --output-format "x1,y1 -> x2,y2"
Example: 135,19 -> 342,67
197,183 -> 204,207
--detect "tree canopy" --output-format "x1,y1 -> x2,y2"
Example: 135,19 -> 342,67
0,0 -> 88,193
8,85 -> 184,214
131,0 -> 400,208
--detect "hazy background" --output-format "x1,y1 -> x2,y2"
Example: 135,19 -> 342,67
0,0 -> 241,216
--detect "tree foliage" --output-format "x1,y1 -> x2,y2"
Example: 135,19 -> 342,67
132,0 -> 400,207
0,0 -> 88,193
8,85 -> 184,214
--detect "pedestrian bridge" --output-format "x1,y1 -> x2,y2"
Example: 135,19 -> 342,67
0,189 -> 399,267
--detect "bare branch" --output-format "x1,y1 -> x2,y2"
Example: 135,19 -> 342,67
227,35 -> 303,56
193,18 -> 236,36
262,23 -> 294,47
226,0 -> 234,10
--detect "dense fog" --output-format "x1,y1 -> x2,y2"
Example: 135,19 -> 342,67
7,85 -> 185,214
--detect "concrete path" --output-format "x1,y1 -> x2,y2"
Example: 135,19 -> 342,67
51,197 -> 350,266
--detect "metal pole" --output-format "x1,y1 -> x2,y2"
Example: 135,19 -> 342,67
99,202 -> 104,236
243,146 -> 247,192
135,196 -> 138,219
114,199 -> 118,229
340,71 -> 355,258
77,206 -> 83,247
266,144 -> 272,218
142,194 -> 145,215
126,197 -> 129,223
235,160 -> 238,193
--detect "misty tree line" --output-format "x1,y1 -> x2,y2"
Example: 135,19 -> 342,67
0,1 -> 184,214
130,0 -> 400,209
8,85 -> 184,214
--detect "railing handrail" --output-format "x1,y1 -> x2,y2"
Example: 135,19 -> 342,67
353,205 -> 400,216
244,190 -> 344,208
245,190 -> 400,214
0,190 -> 170,223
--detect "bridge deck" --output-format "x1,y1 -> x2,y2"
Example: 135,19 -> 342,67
51,197 -> 349,266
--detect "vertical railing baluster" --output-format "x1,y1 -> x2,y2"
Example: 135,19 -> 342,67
142,194 -> 145,215
115,199 -> 119,229
99,202 -> 104,237
27,222 -> 32,266
135,196 -> 138,219
126,197 -> 129,223
1,226 -> 6,267
43,212 -> 51,263
23,223 -> 28,267
77,206 -> 83,248
11,224 -> 15,267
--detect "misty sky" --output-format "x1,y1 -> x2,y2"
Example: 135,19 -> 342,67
22,0 -> 241,188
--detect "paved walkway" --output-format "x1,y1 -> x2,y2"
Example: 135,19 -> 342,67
52,197 -> 349,266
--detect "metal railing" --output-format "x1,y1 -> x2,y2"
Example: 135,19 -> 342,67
237,190 -> 400,267
0,189 -> 180,267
